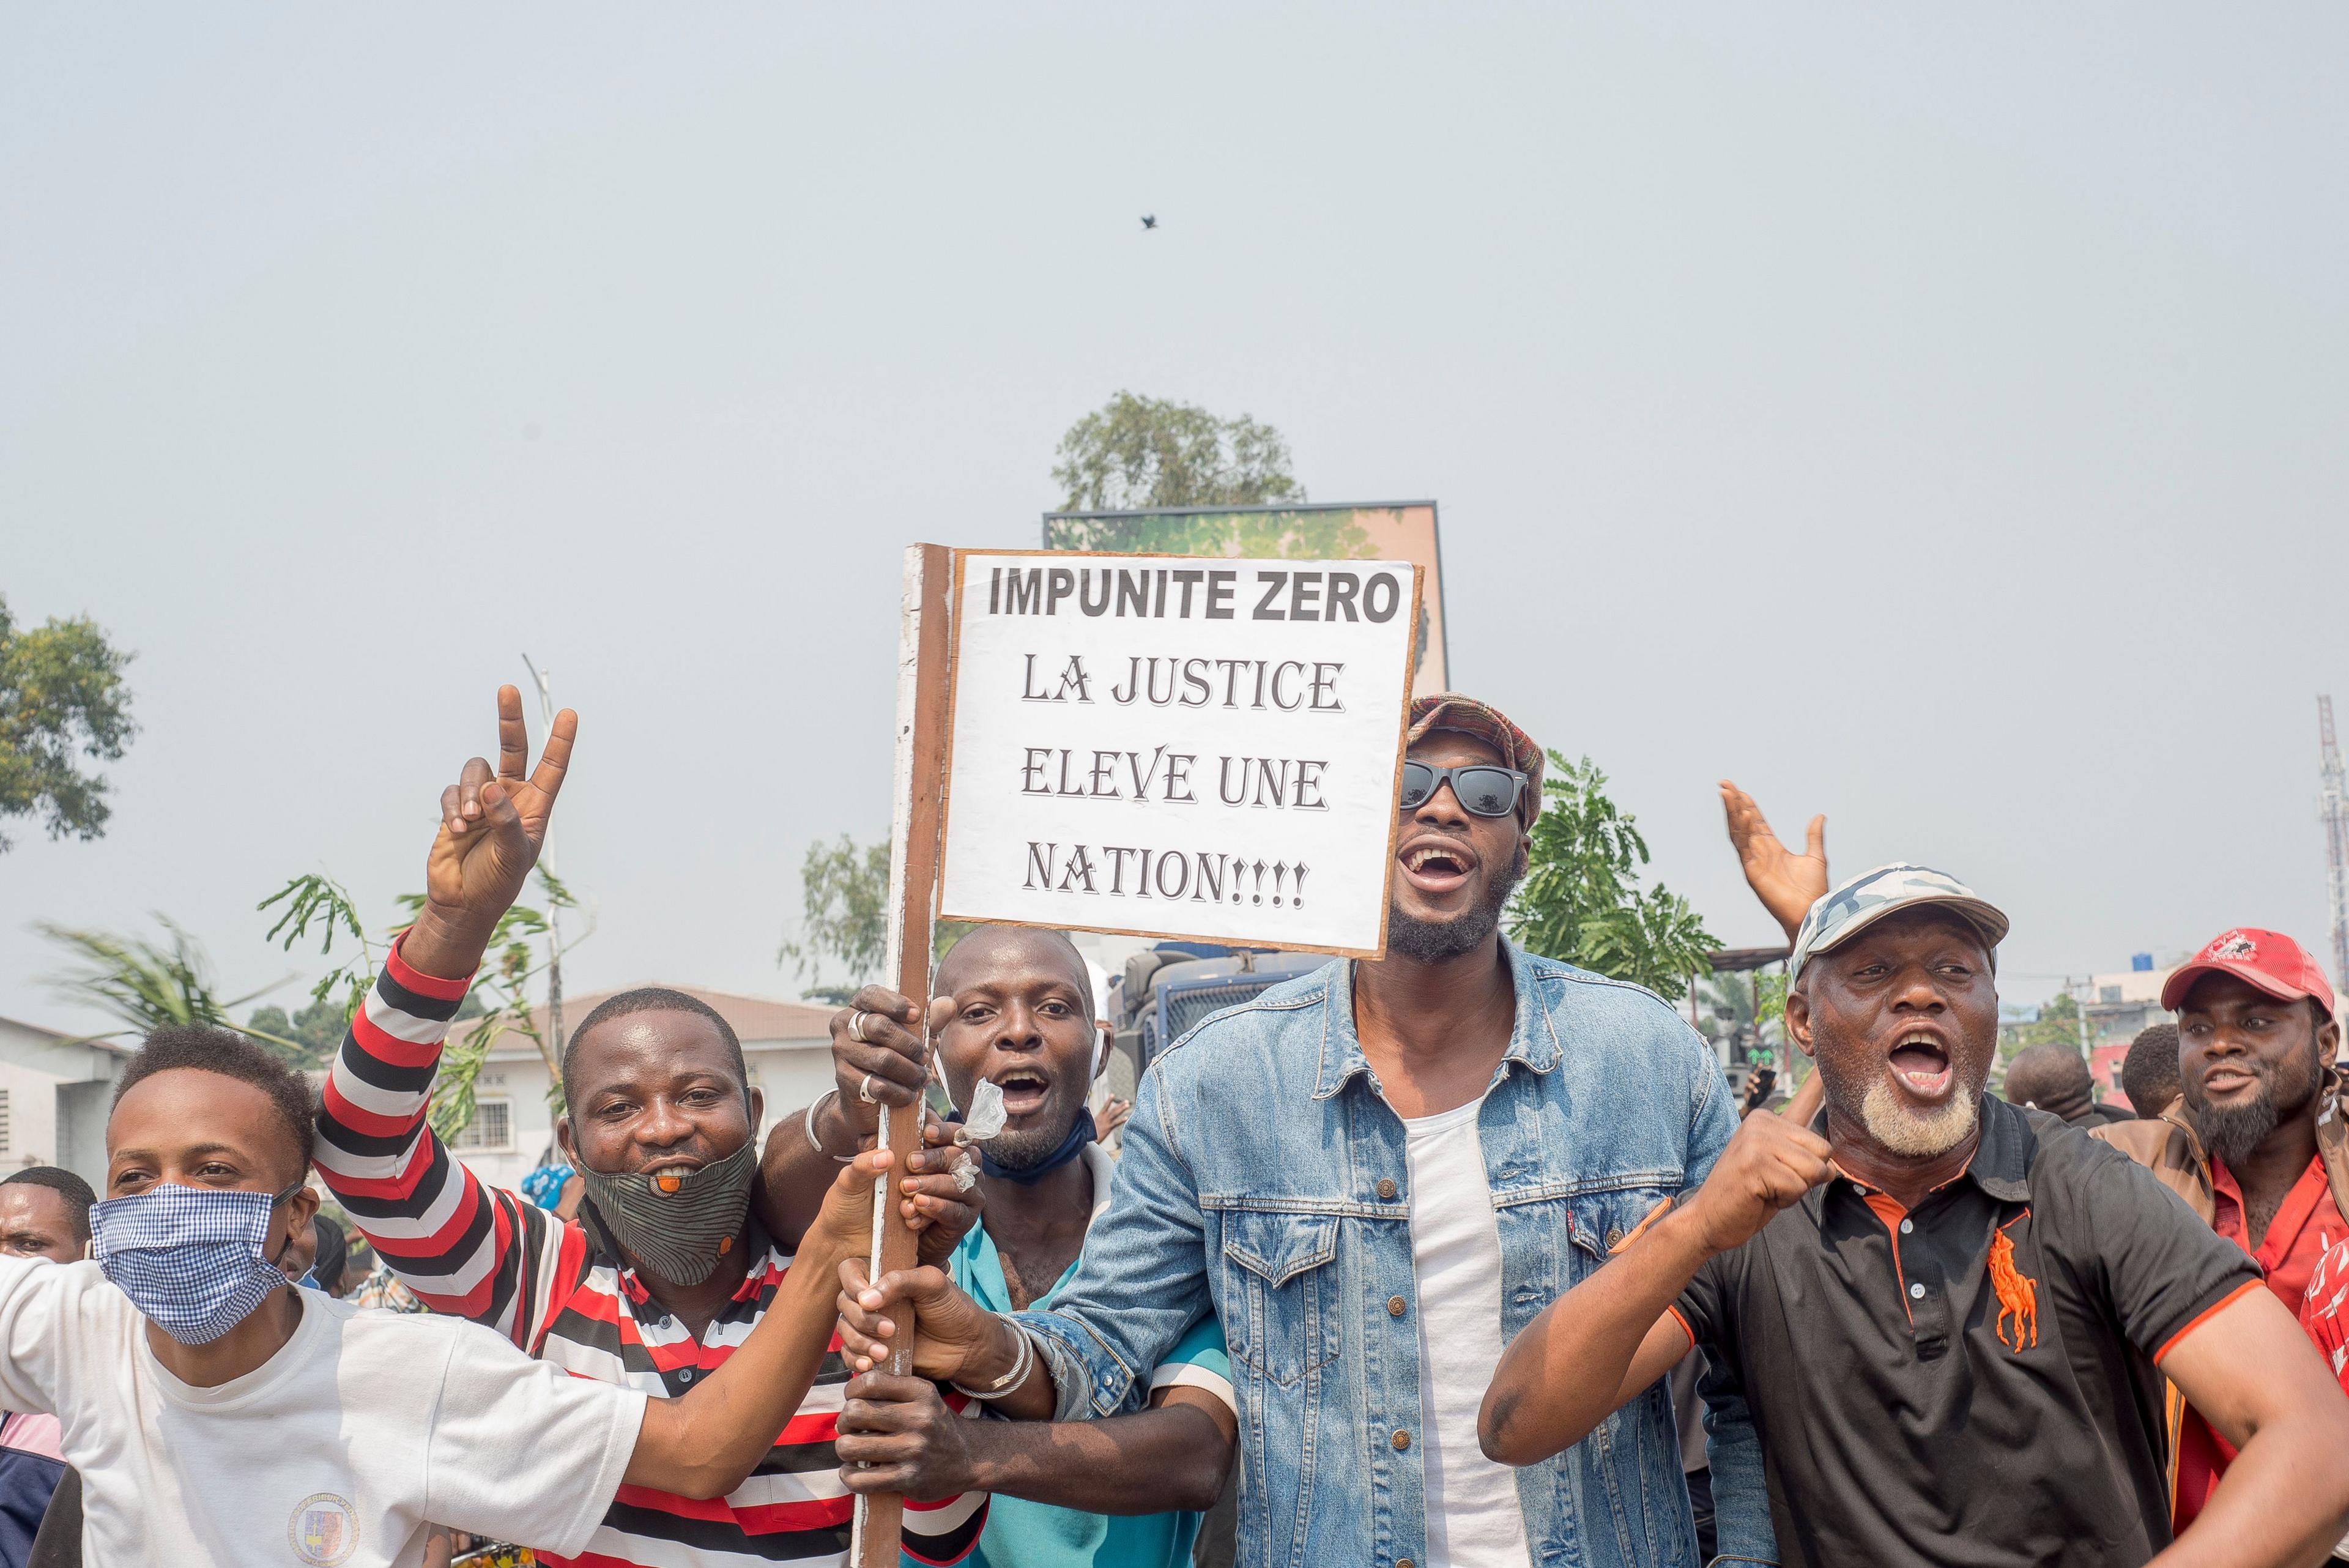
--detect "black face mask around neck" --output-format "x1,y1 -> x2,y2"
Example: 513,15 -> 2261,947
574,1137 -> 759,1287
951,1106 -> 1098,1186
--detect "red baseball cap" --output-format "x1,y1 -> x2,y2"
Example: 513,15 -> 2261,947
2160,927 -> 2338,1014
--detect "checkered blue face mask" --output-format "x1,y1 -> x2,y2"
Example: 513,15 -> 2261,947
91,1180 -> 305,1345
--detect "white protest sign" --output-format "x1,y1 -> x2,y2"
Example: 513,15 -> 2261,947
937,552 -> 1421,957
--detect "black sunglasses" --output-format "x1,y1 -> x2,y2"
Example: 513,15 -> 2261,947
1399,761 -> 1527,818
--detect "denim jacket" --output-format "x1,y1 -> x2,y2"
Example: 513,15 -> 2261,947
1015,943 -> 1776,1568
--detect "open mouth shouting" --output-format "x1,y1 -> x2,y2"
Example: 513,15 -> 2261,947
989,1065 -> 1055,1120
1885,1029 -> 1956,1102
1399,834 -> 1480,897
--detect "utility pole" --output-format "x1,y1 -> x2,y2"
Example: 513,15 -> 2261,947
523,655 -> 565,1086
2320,696 -> 2349,997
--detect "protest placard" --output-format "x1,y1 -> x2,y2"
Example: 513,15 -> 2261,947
1043,500 -> 1452,696
936,551 -> 1422,957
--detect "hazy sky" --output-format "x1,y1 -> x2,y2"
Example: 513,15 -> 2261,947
7,5 -> 2348,1038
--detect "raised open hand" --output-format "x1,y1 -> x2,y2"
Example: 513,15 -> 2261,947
1718,781 -> 1827,942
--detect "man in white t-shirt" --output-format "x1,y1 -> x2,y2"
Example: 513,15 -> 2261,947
0,1003 -> 885,1568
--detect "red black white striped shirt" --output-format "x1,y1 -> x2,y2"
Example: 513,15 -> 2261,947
313,940 -> 987,1568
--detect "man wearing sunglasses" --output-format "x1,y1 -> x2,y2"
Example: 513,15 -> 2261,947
835,693 -> 1766,1568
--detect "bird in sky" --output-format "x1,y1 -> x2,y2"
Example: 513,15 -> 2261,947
1140,214 -> 1158,231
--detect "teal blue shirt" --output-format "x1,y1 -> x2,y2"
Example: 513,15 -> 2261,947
911,1143 -> 1231,1568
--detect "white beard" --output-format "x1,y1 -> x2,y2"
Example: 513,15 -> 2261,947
1858,1076 -> 1981,1157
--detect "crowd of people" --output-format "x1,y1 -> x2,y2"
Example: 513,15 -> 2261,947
2,681 -> 2347,1567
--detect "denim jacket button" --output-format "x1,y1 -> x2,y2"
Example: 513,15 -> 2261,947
1387,1295 -> 1407,1318
1399,1559 -> 1416,1568
1390,1428 -> 1411,1451
1376,1178 -> 1398,1201
1604,1225 -> 1625,1250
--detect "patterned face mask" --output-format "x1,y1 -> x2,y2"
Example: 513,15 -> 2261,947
91,1180 -> 305,1345
575,1137 -> 759,1287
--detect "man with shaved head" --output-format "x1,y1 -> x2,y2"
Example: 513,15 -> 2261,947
779,924 -> 1236,1568
2004,1041 -> 2133,1128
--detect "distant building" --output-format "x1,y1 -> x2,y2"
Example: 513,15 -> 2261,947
0,1014 -> 136,1189
440,985 -> 837,1192
2065,959 -> 2176,1100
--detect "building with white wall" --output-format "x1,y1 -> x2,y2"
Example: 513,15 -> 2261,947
0,1014 -> 137,1189
440,984 -> 837,1192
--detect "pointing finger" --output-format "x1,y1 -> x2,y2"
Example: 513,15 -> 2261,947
495,686 -> 530,783
529,708 -> 578,810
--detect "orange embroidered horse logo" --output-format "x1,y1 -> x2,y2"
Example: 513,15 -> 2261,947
1989,1225 -> 2038,1350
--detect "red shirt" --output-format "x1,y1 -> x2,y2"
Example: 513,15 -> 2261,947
2304,1237 -> 2349,1392
2175,1153 -> 2348,1529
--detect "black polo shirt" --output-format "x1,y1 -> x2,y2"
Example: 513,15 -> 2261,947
1672,1094 -> 2260,1568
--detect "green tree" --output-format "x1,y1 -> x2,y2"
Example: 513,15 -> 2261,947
258,870 -> 579,1135
1051,392 -> 1306,515
1505,751 -> 1720,1002
780,834 -> 970,1003
2000,990 -> 2084,1068
1,595 -> 136,851
245,997 -> 354,1065
39,918 -> 303,1055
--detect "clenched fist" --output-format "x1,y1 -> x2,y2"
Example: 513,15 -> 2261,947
1687,1110 -> 1833,1255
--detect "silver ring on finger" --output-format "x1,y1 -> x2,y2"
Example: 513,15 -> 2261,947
859,1072 -> 879,1104
848,1010 -> 869,1043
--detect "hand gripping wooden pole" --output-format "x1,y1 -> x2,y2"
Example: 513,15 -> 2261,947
852,543 -> 954,1567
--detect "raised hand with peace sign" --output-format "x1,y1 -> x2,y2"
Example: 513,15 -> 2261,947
403,685 -> 579,979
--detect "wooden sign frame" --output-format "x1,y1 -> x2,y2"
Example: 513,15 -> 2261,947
850,542 -> 954,1566
853,541 -> 1420,1559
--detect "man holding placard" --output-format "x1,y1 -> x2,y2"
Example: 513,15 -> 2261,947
801,923 -> 1238,1568
836,687 -> 1765,1568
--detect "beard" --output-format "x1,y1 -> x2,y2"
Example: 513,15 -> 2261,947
1855,1076 -> 1981,1157
2197,1094 -> 2281,1170
1387,845 -> 1526,963
2191,1042 -> 2321,1169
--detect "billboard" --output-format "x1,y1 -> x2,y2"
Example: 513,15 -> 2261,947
1042,502 -> 1450,698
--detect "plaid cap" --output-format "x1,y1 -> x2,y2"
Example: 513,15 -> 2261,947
2159,927 -> 2337,1014
1787,863 -> 2010,991
1406,693 -> 1545,826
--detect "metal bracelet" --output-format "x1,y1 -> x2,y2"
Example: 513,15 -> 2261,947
802,1090 -> 854,1164
951,1321 -> 1036,1402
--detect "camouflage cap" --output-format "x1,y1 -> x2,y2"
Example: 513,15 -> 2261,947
1786,863 -> 2009,991
1405,693 -> 1545,827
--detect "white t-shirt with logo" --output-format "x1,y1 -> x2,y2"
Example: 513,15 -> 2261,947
0,1255 -> 647,1567
1403,1097 -> 1534,1568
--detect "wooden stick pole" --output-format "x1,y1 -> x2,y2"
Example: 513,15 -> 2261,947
852,542 -> 954,1567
